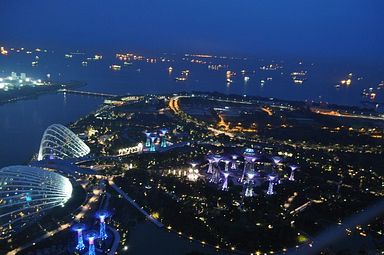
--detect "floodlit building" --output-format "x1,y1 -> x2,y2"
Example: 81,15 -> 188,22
187,163 -> 200,182
38,124 -> 90,160
0,165 -> 73,239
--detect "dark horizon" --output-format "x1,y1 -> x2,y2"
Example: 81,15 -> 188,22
1,0 -> 384,61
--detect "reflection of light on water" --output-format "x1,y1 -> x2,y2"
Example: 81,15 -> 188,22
226,81 -> 231,94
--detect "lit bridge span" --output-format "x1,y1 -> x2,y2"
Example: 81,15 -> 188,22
58,89 -> 118,98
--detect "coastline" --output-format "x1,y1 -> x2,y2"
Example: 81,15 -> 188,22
0,81 -> 86,105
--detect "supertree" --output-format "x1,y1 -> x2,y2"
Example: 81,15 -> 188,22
144,131 -> 152,148
71,223 -> 86,251
221,171 -> 230,191
231,155 -> 238,170
272,156 -> 283,184
85,230 -> 99,255
149,135 -> 157,152
244,171 -> 257,197
241,149 -> 258,183
96,210 -> 110,240
207,156 -> 214,174
223,158 -> 231,172
209,154 -> 222,184
159,128 -> 168,148
272,156 -> 283,166
267,174 -> 278,195
289,164 -> 298,181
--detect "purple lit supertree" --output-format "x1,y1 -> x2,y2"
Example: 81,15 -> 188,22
289,164 -> 298,181
207,156 -> 214,174
199,148 -> 300,196
96,210 -> 110,240
144,132 -> 152,148
71,223 -> 86,251
231,155 -> 238,170
244,171 -> 257,197
221,171 -> 230,191
159,128 -> 168,148
223,159 -> 231,172
272,156 -> 283,166
209,154 -> 222,183
267,174 -> 278,195
85,230 -> 99,255
241,149 -> 258,183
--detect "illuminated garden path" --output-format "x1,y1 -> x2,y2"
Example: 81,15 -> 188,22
108,179 -> 164,228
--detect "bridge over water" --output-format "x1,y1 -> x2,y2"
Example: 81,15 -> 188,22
58,89 -> 118,98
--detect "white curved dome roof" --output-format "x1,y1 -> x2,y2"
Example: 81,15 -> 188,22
0,165 -> 73,239
37,124 -> 90,161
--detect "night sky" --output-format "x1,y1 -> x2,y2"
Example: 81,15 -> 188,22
1,0 -> 383,60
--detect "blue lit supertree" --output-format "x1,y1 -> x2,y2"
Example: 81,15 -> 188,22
159,128 -> 168,148
71,223 -> 86,251
96,210 -> 110,240
144,132 -> 152,148
85,230 -> 99,255
149,135 -> 157,152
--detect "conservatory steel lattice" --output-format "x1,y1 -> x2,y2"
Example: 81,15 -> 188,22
38,124 -> 90,161
0,165 -> 73,239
